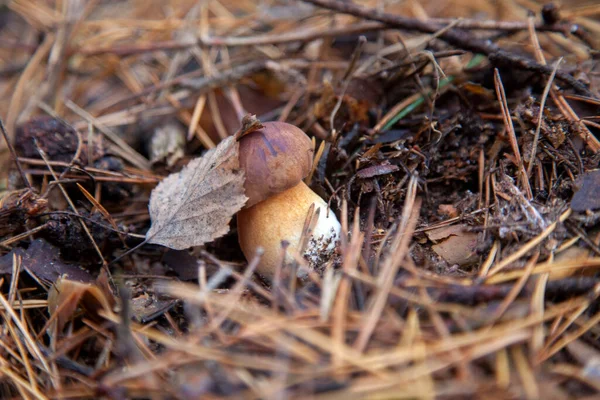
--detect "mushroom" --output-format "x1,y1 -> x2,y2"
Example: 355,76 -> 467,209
237,121 -> 341,278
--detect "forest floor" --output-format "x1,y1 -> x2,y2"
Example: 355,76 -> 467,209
1,0 -> 600,398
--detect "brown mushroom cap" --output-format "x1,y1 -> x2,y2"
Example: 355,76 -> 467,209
238,121 -> 313,208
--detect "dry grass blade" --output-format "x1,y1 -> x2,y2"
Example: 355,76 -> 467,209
76,183 -> 125,244
526,59 -> 562,178
487,252 -> 539,325
354,176 -> 420,352
493,69 -> 532,199
332,204 -> 363,369
4,34 -> 54,143
487,209 -> 571,277
64,100 -> 151,170
0,291 -> 51,374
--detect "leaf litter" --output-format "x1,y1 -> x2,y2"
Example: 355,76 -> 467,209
48,275 -> 114,334
0,0 -> 600,399
0,239 -> 93,284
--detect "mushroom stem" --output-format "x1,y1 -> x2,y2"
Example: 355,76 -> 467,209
237,181 -> 341,278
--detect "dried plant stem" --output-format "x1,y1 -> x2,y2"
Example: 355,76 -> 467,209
71,19 -> 586,56
493,69 -> 533,199
487,209 -> 572,277
0,291 -> 51,374
354,176 -> 420,352
302,0 -> 593,96
100,60 -> 267,113
64,100 -> 151,170
0,118 -> 33,191
526,59 -> 561,177
0,224 -> 48,248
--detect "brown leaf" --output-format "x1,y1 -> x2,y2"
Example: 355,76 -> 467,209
426,224 -> 466,242
355,162 -> 399,179
48,277 -> 113,333
427,224 -> 479,266
146,135 -> 247,249
571,170 -> 600,212
0,239 -> 93,284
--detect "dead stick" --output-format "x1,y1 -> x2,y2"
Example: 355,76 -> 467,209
69,19 -> 588,56
302,0 -> 593,97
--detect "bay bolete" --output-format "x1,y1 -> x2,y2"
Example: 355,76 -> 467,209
237,121 -> 341,278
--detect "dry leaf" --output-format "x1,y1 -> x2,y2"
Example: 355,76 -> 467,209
427,224 -> 479,266
0,239 -> 93,284
237,114 -> 264,139
571,169 -> 600,212
426,224 -> 466,242
146,135 -> 247,249
48,276 -> 114,333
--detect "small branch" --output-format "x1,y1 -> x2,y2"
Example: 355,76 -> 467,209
68,18 -> 589,56
423,18 -> 584,35
302,0 -> 593,97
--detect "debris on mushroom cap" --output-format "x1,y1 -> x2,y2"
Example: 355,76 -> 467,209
238,121 -> 314,208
